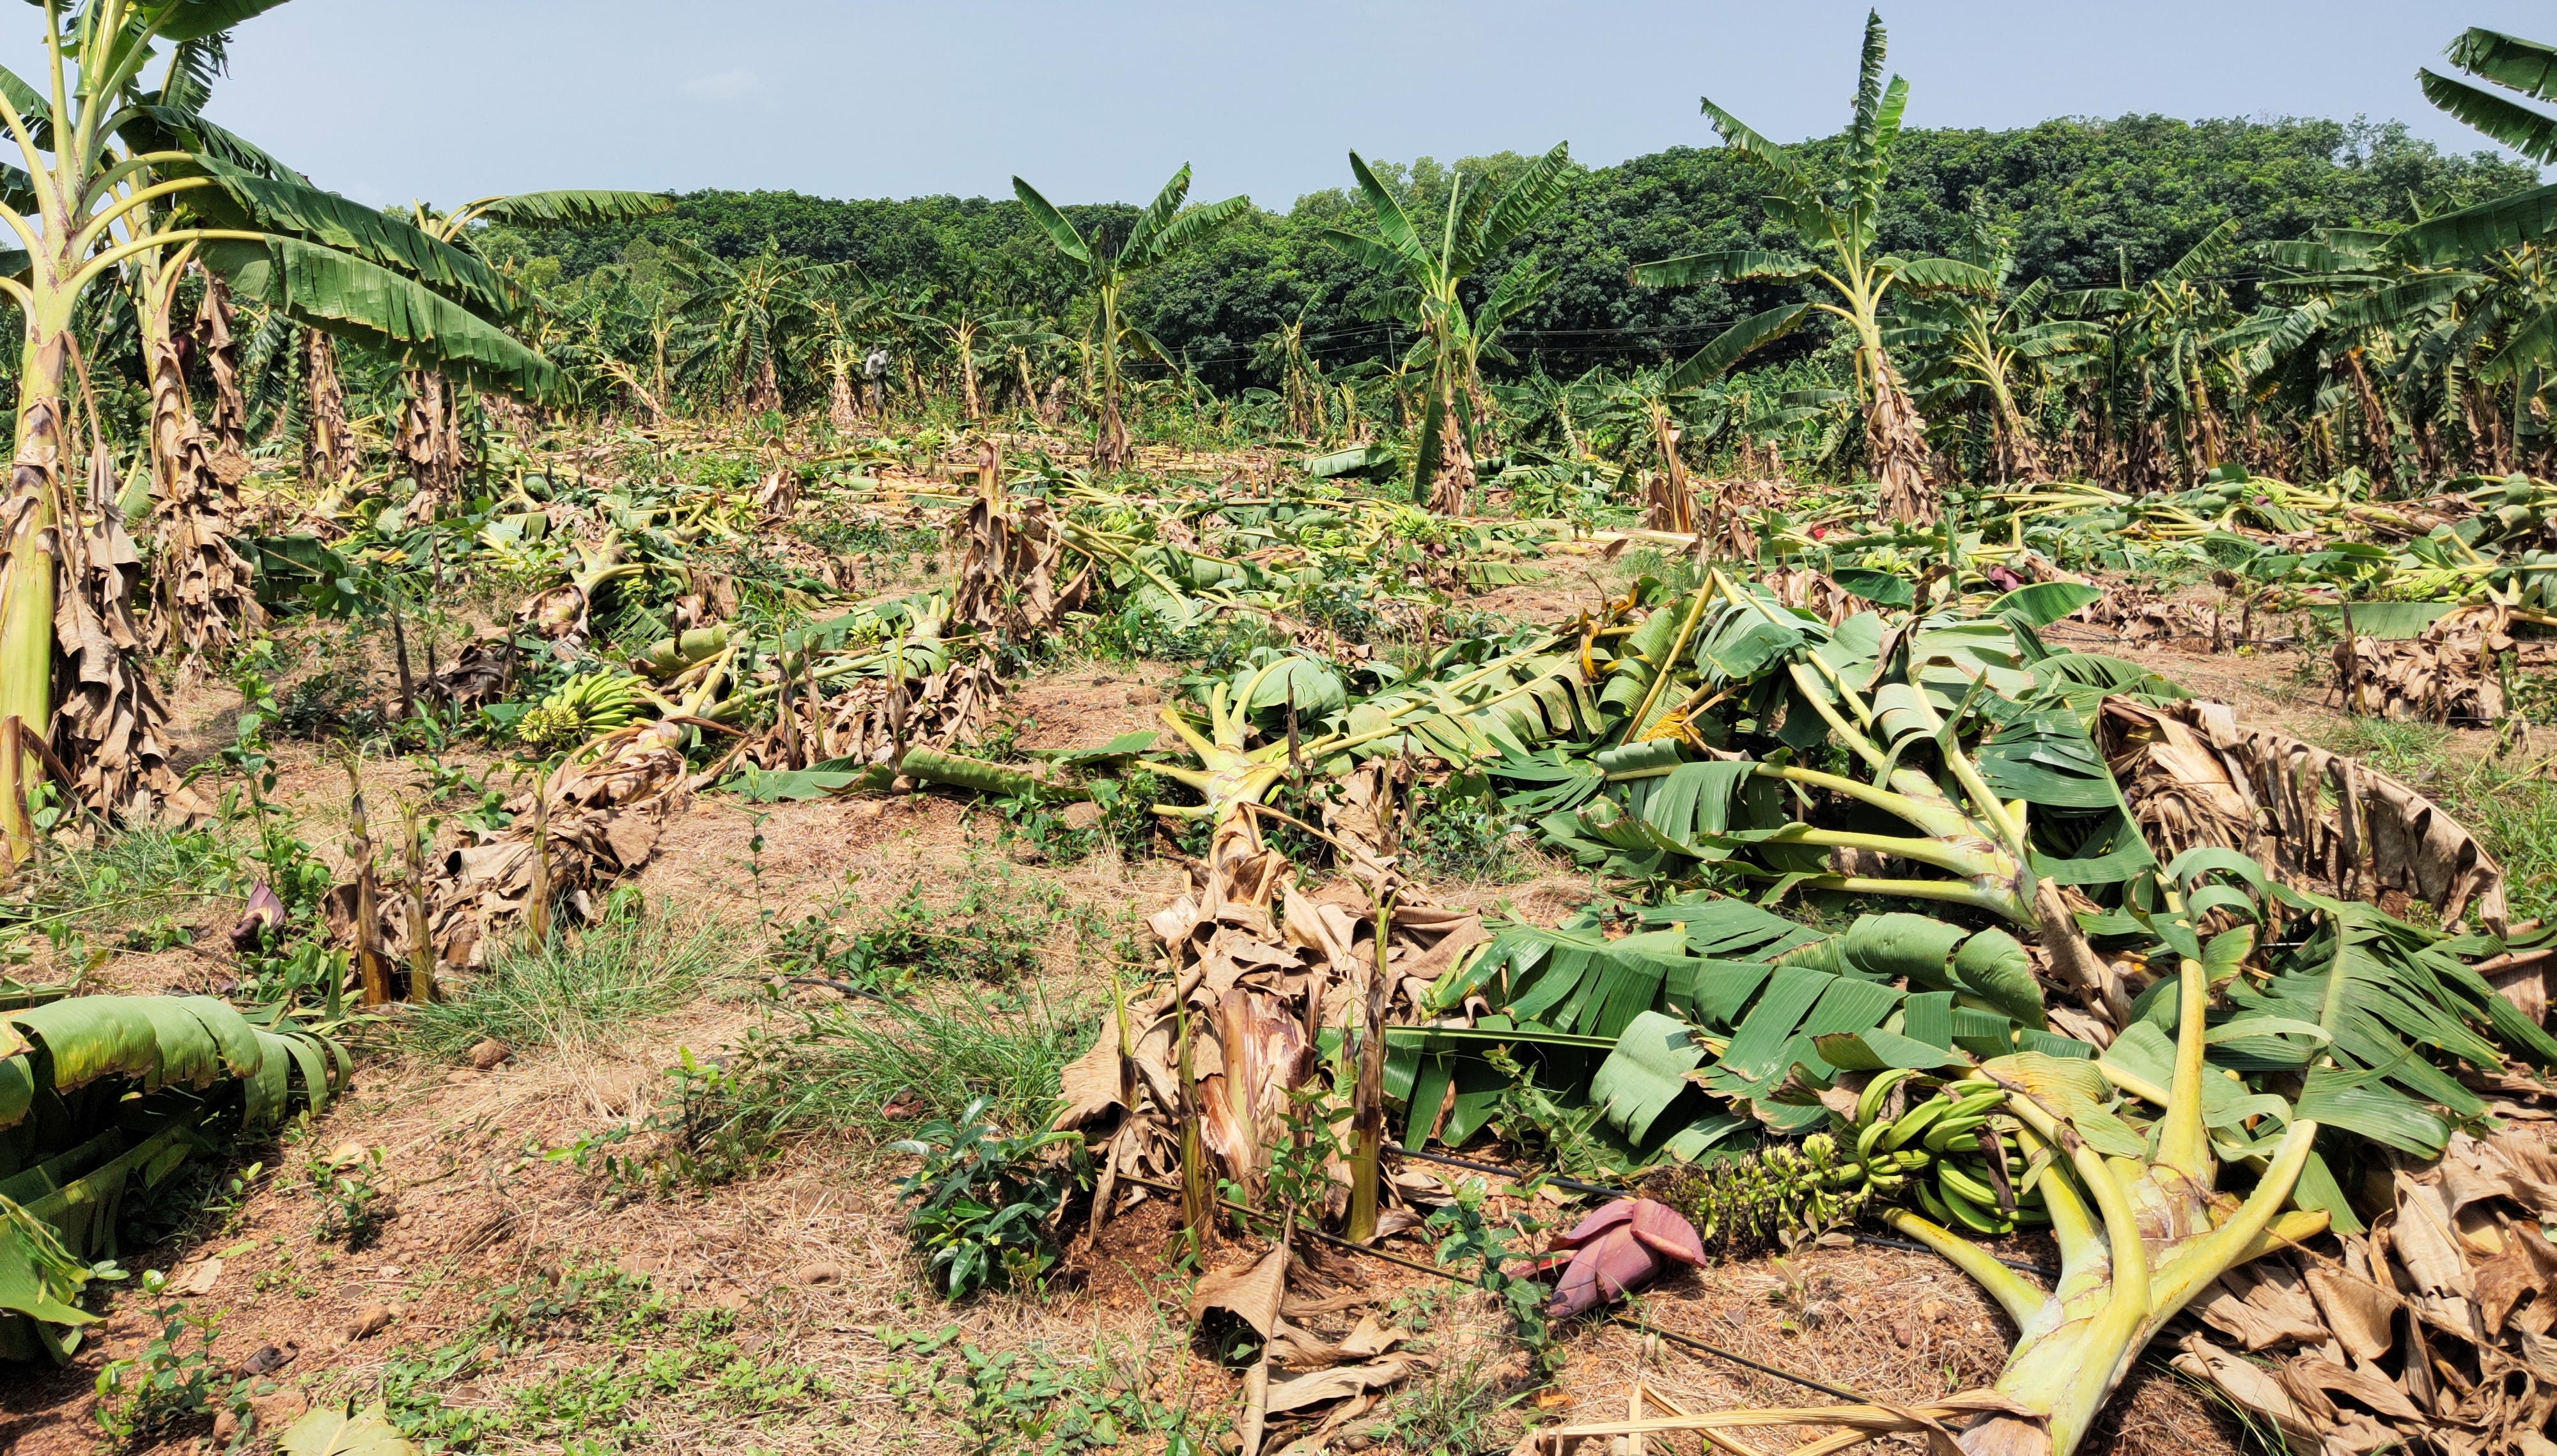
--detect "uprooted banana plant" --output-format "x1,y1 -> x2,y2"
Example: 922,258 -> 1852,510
1528,957 -> 2326,1456
1,995 -> 345,1360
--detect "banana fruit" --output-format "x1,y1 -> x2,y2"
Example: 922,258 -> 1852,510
518,671 -> 644,749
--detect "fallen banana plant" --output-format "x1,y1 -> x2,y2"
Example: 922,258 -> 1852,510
1662,956 -> 2331,1456
1,995 -> 345,1360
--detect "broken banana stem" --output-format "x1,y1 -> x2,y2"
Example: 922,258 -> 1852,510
1885,959 -> 2331,1456
896,747 -> 1090,803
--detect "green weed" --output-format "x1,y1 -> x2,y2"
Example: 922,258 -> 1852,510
269,666 -> 391,741
768,881 -> 1046,994
93,1271 -> 252,1448
306,1146 -> 389,1248
893,1098 -> 1086,1298
884,1328 -> 1224,1456
405,899 -> 736,1060
1426,1174 -> 1558,1376
370,1261 -> 830,1452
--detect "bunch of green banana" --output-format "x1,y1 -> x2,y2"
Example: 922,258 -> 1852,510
518,672 -> 643,749
1645,1068 -> 2047,1253
1846,1068 -> 2046,1239
1647,1131 -> 1879,1253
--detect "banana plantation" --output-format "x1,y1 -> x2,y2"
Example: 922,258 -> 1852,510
4,4 -> 2557,1456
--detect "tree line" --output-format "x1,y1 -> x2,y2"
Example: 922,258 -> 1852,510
490,113 -> 2529,396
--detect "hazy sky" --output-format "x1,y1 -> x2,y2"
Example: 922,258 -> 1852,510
15,1 -> 2549,209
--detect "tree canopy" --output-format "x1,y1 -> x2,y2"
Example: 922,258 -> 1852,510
489,115 -> 2533,394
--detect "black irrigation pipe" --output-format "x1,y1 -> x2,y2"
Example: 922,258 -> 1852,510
1382,1142 -> 2059,1280
1115,1171 -> 1871,1406
1849,1232 -> 2055,1279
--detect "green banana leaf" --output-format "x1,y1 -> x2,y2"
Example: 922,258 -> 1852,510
1,997 -> 345,1361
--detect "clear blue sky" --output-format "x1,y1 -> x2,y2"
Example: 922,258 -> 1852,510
17,1 -> 2551,209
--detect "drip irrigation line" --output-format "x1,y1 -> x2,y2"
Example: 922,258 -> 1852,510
1606,1315 -> 1867,1404
1849,1232 -> 2054,1279
1114,1170 -> 1872,1406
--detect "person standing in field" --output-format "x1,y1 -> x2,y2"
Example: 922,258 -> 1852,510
864,346 -> 892,415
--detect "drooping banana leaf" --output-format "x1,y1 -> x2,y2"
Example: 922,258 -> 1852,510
201,235 -> 560,399
1417,898 -> 2059,1149
1,997 -> 344,1361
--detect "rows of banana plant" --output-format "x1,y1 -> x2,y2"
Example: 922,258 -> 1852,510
1972,468 -> 2557,612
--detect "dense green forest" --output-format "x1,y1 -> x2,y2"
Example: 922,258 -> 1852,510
492,115 -> 2533,393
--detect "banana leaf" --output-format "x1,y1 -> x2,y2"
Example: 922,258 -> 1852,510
1,997 -> 344,1361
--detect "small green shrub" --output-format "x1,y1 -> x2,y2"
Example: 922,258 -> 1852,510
892,1099 -> 1084,1299
270,667 -> 388,741
992,770 -> 1162,865
93,1272 -> 250,1446
1409,782 -> 1530,883
307,1146 -> 389,1248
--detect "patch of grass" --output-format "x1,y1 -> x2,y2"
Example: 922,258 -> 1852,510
1615,546 -> 1705,595
768,881 -> 1050,995
570,987 -> 1094,1192
371,1262 -> 829,1453
766,989 -> 1091,1144
8,819 -> 242,958
2311,716 -> 2557,922
1384,1338 -> 1523,1456
406,900 -> 736,1060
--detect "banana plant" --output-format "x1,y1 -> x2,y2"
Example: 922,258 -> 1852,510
0,0 -> 568,858
1881,957 -> 2327,1456
1317,143 -> 1571,513
2402,27 -> 2557,272
1521,571 -> 2126,927
392,187 -> 672,500
658,238 -> 841,421
2054,221 -> 2251,488
1,993 -> 345,1360
1632,11 -> 1989,523
1886,196 -> 2097,483
1011,165 -> 1247,473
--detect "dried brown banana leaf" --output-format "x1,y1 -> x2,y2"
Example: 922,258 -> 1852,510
423,720 -> 691,966
2172,1122 -> 2557,1456
2099,696 -> 2508,932
2335,602 -> 2514,725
